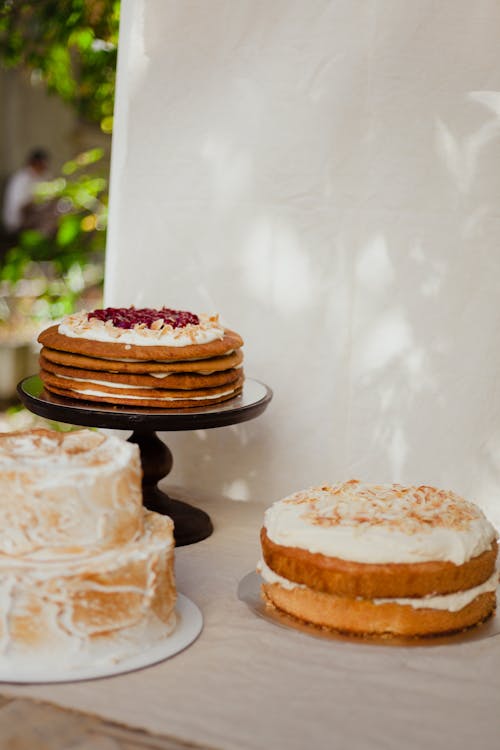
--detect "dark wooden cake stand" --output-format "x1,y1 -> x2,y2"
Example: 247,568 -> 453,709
17,376 -> 272,547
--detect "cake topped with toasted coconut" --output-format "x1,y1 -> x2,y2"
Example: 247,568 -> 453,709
259,480 -> 498,638
264,480 -> 496,565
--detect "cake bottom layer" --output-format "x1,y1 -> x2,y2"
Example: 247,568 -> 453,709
41,373 -> 244,408
259,562 -> 498,637
0,511 -> 176,669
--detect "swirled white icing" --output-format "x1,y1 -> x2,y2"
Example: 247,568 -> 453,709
59,310 -> 224,346
0,429 -> 177,672
0,511 -> 176,670
0,429 -> 143,556
264,481 -> 497,565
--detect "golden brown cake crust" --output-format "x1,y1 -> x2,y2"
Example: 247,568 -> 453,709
262,582 -> 496,637
40,355 -> 242,390
38,325 -> 243,361
42,375 -> 244,409
261,528 -> 498,598
40,346 -> 244,373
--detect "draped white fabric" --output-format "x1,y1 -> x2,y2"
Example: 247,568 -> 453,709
105,0 -> 500,525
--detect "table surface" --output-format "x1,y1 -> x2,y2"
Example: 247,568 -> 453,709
2,488 -> 500,750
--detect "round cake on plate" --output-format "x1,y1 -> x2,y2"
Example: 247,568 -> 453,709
0,428 -> 176,670
259,480 -> 498,637
38,306 -> 244,408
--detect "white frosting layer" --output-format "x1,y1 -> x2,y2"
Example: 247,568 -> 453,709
258,559 -> 499,612
264,481 -> 497,565
55,370 -> 239,386
0,430 -> 143,557
57,374 -> 149,389
258,559 -> 306,591
73,386 -> 236,401
59,310 -> 224,347
107,350 -> 235,362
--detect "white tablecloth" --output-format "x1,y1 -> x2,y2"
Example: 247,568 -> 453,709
3,491 -> 500,750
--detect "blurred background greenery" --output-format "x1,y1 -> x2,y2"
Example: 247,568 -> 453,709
0,0 -> 119,329
0,0 -> 119,414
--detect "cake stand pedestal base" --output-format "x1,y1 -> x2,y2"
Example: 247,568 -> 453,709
127,430 -> 213,546
17,376 -> 272,547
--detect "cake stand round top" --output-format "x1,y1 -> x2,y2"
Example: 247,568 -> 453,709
17,375 -> 273,432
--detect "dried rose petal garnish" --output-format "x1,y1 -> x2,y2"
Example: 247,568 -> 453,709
88,307 -> 199,330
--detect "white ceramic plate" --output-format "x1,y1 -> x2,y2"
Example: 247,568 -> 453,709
239,572 -> 500,648
0,593 -> 202,684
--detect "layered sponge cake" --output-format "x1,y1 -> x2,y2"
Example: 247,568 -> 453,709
0,429 -> 176,670
38,306 -> 244,408
259,480 -> 498,637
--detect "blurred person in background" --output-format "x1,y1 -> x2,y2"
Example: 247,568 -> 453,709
1,147 -> 55,240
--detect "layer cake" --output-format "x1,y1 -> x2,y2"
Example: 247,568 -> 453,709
0,429 -> 176,670
259,480 -> 498,637
38,306 -> 244,408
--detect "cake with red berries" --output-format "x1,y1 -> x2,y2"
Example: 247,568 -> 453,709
38,306 -> 244,408
259,480 -> 498,637
0,428 -> 176,671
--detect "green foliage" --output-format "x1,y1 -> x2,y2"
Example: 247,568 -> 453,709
0,149 -> 107,319
0,0 -> 120,130
0,2 -> 119,321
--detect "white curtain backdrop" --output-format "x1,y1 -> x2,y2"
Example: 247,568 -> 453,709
105,0 -> 500,525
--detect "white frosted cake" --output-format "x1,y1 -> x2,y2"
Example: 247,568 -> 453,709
259,481 -> 498,637
0,429 -> 176,671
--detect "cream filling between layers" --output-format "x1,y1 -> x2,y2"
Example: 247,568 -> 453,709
264,483 -> 497,565
53,365 -> 242,387
72,387 -> 237,401
258,560 -> 499,612
56,374 -> 159,389
95,350 -> 236,363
